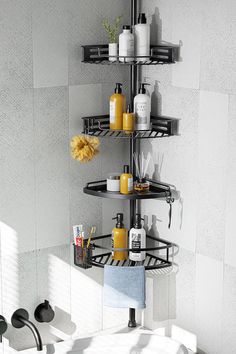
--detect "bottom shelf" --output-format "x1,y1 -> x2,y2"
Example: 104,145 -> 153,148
74,234 -> 174,271
90,252 -> 172,270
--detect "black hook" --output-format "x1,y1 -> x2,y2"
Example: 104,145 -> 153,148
166,196 -> 175,229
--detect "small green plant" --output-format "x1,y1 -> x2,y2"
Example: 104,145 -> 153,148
102,15 -> 122,43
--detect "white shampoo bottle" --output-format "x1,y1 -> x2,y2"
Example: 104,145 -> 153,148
134,83 -> 151,130
134,13 -> 150,62
129,214 -> 146,262
119,25 -> 134,62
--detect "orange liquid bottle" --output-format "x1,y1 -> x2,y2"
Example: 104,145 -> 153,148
120,165 -> 133,195
110,83 -> 126,130
111,213 -> 128,261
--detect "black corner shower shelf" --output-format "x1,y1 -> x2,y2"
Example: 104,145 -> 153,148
83,179 -> 172,200
82,44 -> 177,65
82,115 -> 178,139
74,234 -> 174,270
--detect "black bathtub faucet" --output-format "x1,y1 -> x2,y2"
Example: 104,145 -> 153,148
0,315 -> 7,343
11,309 -> 43,351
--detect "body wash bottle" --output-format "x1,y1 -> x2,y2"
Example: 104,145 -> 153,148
129,214 -> 146,262
119,25 -> 134,62
111,213 -> 128,261
134,83 -> 151,130
120,165 -> 133,194
110,83 -> 126,130
134,13 -> 150,62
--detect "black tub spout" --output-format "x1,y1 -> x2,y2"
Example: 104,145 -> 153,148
11,309 -> 43,351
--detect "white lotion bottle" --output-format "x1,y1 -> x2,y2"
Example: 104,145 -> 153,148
134,83 -> 151,130
129,214 -> 146,262
134,13 -> 150,62
119,25 -> 134,62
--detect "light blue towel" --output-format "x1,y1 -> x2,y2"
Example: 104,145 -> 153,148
103,265 -> 146,309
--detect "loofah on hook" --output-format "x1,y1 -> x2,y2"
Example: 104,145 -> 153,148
70,135 -> 100,163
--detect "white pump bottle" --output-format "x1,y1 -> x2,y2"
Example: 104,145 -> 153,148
129,214 -> 146,262
134,83 -> 151,130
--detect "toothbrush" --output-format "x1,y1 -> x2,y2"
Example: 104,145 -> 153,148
87,226 -> 96,248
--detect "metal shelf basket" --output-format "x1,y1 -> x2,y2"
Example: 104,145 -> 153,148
82,44 -> 177,65
82,115 -> 179,139
74,234 -> 174,270
83,179 -> 172,200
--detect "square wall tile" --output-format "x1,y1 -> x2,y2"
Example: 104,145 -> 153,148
36,245 -> 72,343
69,84 -> 103,237
197,91 -> 228,260
33,0 -> 68,88
169,248 -> 196,352
0,0 -> 33,90
34,87 -> 70,249
141,0 -> 173,43
71,260 -> 103,336
68,0 -> 130,86
195,254 -> 223,354
171,0 -> 202,89
143,276 -> 169,334
200,0 -> 236,94
222,264 -> 236,354
225,95 -> 236,267
0,89 -> 36,253
1,251 -> 37,351
69,84 -> 103,135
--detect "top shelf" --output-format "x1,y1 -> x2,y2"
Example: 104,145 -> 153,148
82,44 -> 177,66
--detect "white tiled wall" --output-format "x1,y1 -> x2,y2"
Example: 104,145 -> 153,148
141,1 -> 236,353
0,0 -> 128,351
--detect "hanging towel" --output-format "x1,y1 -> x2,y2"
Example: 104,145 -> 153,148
103,265 -> 146,309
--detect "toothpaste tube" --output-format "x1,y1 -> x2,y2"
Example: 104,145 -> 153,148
73,225 -> 83,246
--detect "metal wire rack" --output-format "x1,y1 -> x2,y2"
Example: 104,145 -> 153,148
82,44 -> 177,65
83,178 -> 172,200
74,234 -> 174,270
82,115 -> 178,139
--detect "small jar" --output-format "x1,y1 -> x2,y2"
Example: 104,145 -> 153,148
107,173 -> 120,192
134,178 -> 150,193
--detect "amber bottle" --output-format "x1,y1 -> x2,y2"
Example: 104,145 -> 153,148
110,83 -> 126,130
123,104 -> 135,132
111,213 -> 128,261
120,165 -> 133,195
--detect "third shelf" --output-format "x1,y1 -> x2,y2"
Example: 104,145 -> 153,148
83,179 -> 172,200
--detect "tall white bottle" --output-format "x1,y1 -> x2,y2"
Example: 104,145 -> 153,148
129,214 -> 146,262
119,25 -> 134,62
134,83 -> 151,130
134,13 -> 150,62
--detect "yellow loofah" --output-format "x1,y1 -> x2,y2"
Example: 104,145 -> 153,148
70,135 -> 100,163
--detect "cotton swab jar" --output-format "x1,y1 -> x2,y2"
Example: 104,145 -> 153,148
133,152 -> 151,193
134,178 -> 150,193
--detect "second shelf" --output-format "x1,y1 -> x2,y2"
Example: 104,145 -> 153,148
82,115 -> 179,139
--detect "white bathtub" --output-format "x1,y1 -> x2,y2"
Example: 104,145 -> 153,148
66,333 -> 188,354
9,330 -> 189,354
